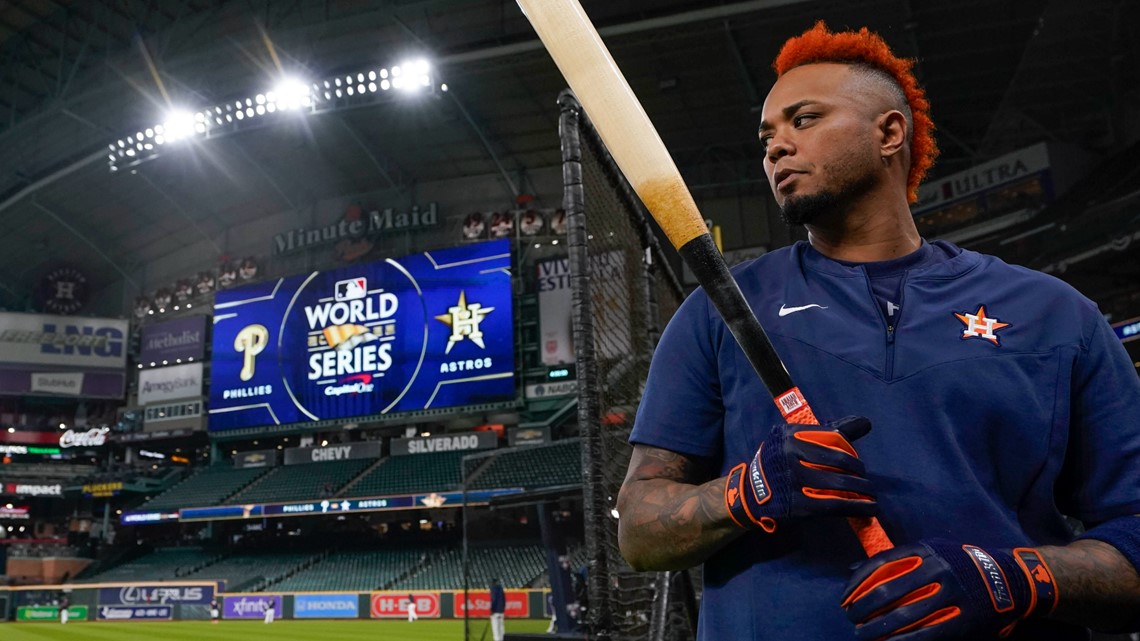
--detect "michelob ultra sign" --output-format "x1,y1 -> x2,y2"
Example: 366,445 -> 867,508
208,240 -> 514,431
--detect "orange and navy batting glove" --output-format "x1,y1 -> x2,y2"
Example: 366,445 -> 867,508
842,539 -> 1059,640
724,416 -> 877,532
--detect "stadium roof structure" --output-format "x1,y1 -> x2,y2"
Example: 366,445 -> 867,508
0,0 -> 1135,312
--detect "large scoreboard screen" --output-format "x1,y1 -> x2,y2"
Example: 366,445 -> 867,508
208,240 -> 514,431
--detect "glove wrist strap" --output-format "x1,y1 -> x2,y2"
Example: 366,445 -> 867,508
1011,547 -> 1059,618
725,462 -> 777,533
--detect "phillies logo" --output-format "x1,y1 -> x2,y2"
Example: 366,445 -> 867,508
954,305 -> 1011,346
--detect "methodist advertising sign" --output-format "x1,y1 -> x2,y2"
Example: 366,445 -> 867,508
293,593 -> 359,618
208,240 -> 514,431
139,315 -> 207,364
137,362 -> 203,405
224,595 -> 282,619
98,584 -> 214,605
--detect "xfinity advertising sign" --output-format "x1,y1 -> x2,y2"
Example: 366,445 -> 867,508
224,595 -> 282,619
208,240 -> 514,431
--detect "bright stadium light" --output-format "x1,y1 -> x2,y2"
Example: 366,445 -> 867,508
162,110 -> 197,142
108,59 -> 439,171
273,77 -> 312,110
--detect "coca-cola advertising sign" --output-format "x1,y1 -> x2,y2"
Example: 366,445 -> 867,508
60,426 -> 110,448
453,591 -> 530,618
370,592 -> 440,618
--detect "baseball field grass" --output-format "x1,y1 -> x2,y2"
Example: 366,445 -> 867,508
0,618 -> 552,640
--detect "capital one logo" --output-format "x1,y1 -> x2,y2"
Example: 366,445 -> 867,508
234,324 -> 269,380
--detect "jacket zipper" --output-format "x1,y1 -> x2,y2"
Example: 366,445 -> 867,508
863,270 -> 907,380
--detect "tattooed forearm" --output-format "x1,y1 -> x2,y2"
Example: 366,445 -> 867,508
1039,539 -> 1140,631
616,445 -> 745,571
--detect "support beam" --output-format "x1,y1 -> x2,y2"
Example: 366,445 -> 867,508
447,91 -> 519,199
30,199 -> 139,290
137,173 -> 223,254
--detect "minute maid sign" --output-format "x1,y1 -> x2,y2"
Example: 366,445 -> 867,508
208,239 -> 515,431
273,203 -> 439,255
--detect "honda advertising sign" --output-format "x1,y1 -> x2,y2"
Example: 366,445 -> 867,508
293,593 -> 359,618
224,595 -> 281,619
370,592 -> 439,618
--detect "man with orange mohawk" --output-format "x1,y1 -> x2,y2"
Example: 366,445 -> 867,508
618,22 -> 1140,640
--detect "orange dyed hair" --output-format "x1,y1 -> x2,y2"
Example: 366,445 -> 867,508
773,22 -> 938,203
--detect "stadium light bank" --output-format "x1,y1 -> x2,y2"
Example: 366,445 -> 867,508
107,59 -> 441,172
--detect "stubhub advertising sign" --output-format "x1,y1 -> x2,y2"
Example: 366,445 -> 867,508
208,240 -> 514,431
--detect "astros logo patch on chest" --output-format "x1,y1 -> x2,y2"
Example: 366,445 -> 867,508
954,305 -> 1011,346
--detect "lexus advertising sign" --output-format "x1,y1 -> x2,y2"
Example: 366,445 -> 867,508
98,585 -> 214,605
208,239 -> 515,431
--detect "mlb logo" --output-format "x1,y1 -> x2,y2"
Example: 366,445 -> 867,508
335,278 -> 367,301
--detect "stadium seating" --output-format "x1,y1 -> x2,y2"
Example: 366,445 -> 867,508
392,544 -> 547,590
181,552 -> 316,591
268,548 -> 424,592
344,451 -> 468,497
81,547 -> 218,583
468,440 -> 582,490
226,458 -> 375,504
140,466 -> 268,510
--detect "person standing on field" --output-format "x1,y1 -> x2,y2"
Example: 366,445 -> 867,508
406,593 -> 418,622
490,578 -> 506,641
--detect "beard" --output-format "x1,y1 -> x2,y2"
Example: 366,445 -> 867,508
779,191 -> 841,226
777,160 -> 878,227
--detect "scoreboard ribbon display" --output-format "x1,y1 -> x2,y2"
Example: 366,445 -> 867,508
209,240 -> 515,431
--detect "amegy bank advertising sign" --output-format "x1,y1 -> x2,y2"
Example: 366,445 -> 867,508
137,362 -> 203,405
208,239 -> 515,431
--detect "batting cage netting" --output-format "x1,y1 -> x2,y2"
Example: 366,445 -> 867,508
558,90 -> 698,641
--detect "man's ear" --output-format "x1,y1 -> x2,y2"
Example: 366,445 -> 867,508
878,110 -> 908,160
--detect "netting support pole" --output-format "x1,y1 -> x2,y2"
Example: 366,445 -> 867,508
649,571 -> 674,641
560,90 -> 614,641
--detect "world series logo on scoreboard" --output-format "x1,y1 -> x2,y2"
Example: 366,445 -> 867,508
208,239 -> 515,431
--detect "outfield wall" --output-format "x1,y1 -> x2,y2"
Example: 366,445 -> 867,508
0,583 -> 550,622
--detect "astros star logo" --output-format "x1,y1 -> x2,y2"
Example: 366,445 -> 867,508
435,290 -> 494,354
954,305 -> 1011,346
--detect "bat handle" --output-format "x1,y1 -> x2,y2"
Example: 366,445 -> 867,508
774,387 -> 894,558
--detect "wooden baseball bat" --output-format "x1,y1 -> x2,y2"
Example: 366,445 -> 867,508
516,0 -> 892,557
